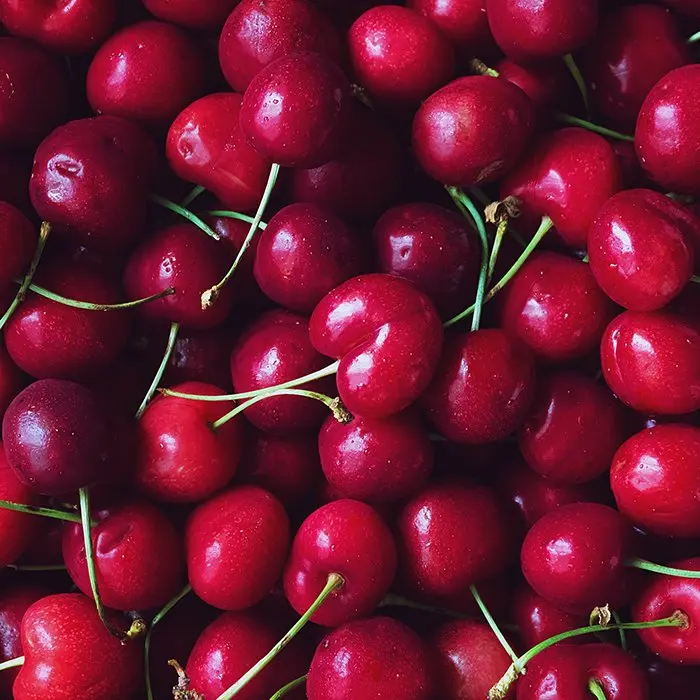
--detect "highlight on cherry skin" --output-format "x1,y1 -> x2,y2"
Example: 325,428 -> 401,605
2,1 -> 700,698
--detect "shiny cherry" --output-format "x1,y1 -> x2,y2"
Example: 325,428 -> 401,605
143,0 -> 239,29
496,57 -> 575,113
0,202 -> 34,292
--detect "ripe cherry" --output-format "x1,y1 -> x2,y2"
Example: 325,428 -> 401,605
0,202 -> 34,292
143,0 -> 239,29
496,57 -> 575,114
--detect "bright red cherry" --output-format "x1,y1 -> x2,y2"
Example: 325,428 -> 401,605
0,202 -> 34,292
143,0 -> 239,29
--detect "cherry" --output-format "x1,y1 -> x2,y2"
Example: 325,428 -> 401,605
310,273 -> 443,419
13,593 -> 142,700
30,115 -> 158,254
496,57 -> 575,114
240,51 -> 352,168
412,75 -> 535,188
661,0 -> 700,17
600,310 -> 700,415
186,485 -> 290,610
643,650 -> 700,700
143,0 -> 239,29
307,616 -> 434,699
0,342 -> 23,416
422,329 -> 536,444
0,202 -> 34,292
398,480 -> 512,598
283,499 -> 397,626
372,202 -> 480,318
318,409 -> 433,502
254,203 -> 365,313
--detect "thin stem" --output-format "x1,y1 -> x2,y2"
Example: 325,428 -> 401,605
488,219 -> 508,283
611,610 -> 627,651
469,585 -> 519,664
25,283 -> 174,311
0,656 -> 24,672
7,563 -> 66,571
149,194 -> 220,241
0,499 -> 83,524
216,574 -> 344,700
0,222 -> 50,331
206,210 -> 267,230
270,676 -> 307,700
201,163 -> 280,310
691,275 -> 700,284
628,557 -> 700,578
552,112 -> 634,142
135,322 -> 179,420
379,592 -> 468,619
180,184 -> 206,208
563,54 -> 590,118
688,29 -> 700,44
588,679 -> 608,700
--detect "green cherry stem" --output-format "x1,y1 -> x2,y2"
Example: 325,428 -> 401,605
180,184 -> 207,208
688,29 -> 700,44
215,573 -> 344,700
588,679 -> 608,700
24,283 -> 174,311
149,194 -> 221,241
563,54 -> 590,118
0,656 -> 24,672
552,112 -> 634,142
7,563 -> 67,572
611,610 -> 627,651
270,675 -> 308,700
135,322 -> 180,420
0,499 -> 83,524
469,58 -> 499,78
488,219 -> 509,283
205,210 -> 268,230
201,162 -> 280,310
0,221 -> 51,332
628,557 -> 700,578
470,585 -> 519,664
379,592 -> 468,619
690,275 -> 700,284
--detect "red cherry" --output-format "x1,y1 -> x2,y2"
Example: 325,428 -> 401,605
0,342 -> 23,416
142,0 -> 239,29
412,76 -> 535,187
661,0 -> 700,17
496,57 -> 575,113
307,616 -> 434,700
0,202 -> 34,292
600,310 -> 700,415
643,647 -> 700,700
283,499 -> 397,626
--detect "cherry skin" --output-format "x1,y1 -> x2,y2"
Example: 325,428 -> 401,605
240,51 -> 352,168
422,329 -> 536,444
307,617 -> 434,700
661,0 -> 700,17
397,480 -> 512,599
186,485 -> 290,610
62,500 -> 185,611
254,203 -> 365,314
600,310 -> 700,415
0,202 -> 34,292
318,409 -> 433,502
12,593 -> 142,700
372,202 -> 479,318
283,499 -> 397,626
642,649 -> 700,700
310,274 -> 443,419
135,381 -> 243,503
412,75 -> 535,187
521,502 -> 632,614
219,0 -> 343,93
0,342 -> 23,416
143,0 -> 239,29
496,57 -> 575,114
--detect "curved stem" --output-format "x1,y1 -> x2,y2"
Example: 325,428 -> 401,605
25,283 -> 174,311
135,322 -> 179,420
488,219 -> 508,283
379,592 -> 467,619
216,574 -> 344,700
688,30 -> 700,44
149,194 -> 220,241
7,563 -> 66,571
0,656 -> 24,672
206,210 -> 268,230
611,610 -> 627,651
470,585 -> 519,664
270,675 -> 307,700
628,557 -> 700,578
0,222 -> 50,331
563,54 -> 590,118
201,163 -> 280,310
552,112 -> 634,142
180,184 -> 206,208
588,679 -> 608,700
0,499 -> 83,524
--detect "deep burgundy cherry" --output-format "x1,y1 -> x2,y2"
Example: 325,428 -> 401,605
413,75 -> 535,187
422,329 -> 536,444
661,0 -> 700,17
0,342 -> 23,416
319,409 -> 433,502
254,203 -> 365,313
310,273 -> 443,419
219,0 -> 343,93
600,310 -> 700,415
240,51 -> 352,168
283,499 -> 397,626
186,485 -> 290,610
2,379 -> 113,495
231,309 -> 336,433
143,0 -> 239,29
518,370 -> 628,484
307,617 -> 434,700
588,189 -> 697,311
642,648 -> 700,700
372,202 -> 479,318
0,38 -> 68,148
611,424 -> 700,538
135,381 -> 242,503
0,0 -> 117,54
486,0 -> 598,60
521,502 -> 632,614
30,116 -> 158,253
398,480 -> 512,599
496,57 -> 575,114
62,500 -> 184,611
500,128 -> 622,249
0,202 -> 34,292
87,21 -> 205,125
517,643 -> 650,700
13,593 -> 142,700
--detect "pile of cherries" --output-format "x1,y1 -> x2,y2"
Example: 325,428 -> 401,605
2,0 -> 700,698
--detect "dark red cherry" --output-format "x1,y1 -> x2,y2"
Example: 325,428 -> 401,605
0,342 -> 23,416
643,650 -> 700,700
310,274 -> 443,419
219,0 -> 343,93
143,0 -> 239,29
588,189 -> 696,311
240,51 -> 352,168
600,310 -> 700,415
254,203 -> 365,313
307,617 -> 434,700
135,381 -> 242,503
186,485 -> 290,610
412,75 -> 535,187
30,116 -> 158,253
0,202 -> 34,291
496,57 -> 575,113
422,329 -> 536,444
661,0 -> 700,17
283,499 -> 397,626
521,503 -> 632,614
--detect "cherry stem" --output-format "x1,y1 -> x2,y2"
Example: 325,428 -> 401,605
0,656 -> 24,672
205,210 -> 268,230
488,219 -> 509,284
588,679 -> 608,700
0,498 -> 83,524
135,322 -> 180,420
149,194 -> 220,241
563,54 -> 590,118
628,557 -> 700,578
444,215 -> 553,328
215,573 -> 343,700
201,162 -> 281,310
688,30 -> 700,44
0,221 -> 50,332
379,592 -> 468,619
612,610 -> 627,651
552,112 -> 634,142
470,585 -> 519,664
469,58 -> 499,78
270,675 -> 307,700
180,184 -> 206,208
22,283 -> 175,311
690,275 -> 700,284
7,563 -> 66,571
